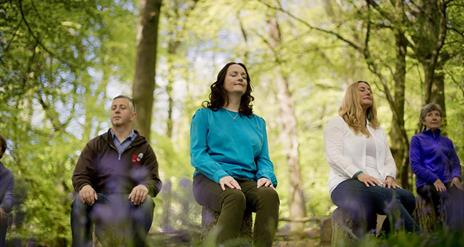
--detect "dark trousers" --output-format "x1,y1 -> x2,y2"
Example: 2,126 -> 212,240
331,179 -> 418,238
71,193 -> 154,247
417,183 -> 464,231
0,211 -> 8,247
193,174 -> 280,247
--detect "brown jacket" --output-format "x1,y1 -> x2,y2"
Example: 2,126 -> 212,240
72,129 -> 162,197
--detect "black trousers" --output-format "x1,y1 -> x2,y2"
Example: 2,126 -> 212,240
417,183 -> 464,231
71,193 -> 154,247
193,174 -> 280,247
331,179 -> 418,238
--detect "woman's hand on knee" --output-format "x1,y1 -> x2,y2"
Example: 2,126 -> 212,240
433,179 -> 447,192
257,177 -> 274,188
450,177 -> 463,191
357,173 -> 382,187
219,176 -> 241,191
384,176 -> 401,189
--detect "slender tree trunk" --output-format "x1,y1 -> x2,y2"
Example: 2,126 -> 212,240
412,0 -> 447,121
164,1 -> 198,138
267,11 -> 306,232
132,0 -> 162,140
431,63 -> 446,126
276,75 -> 306,231
389,1 -> 411,189
166,39 -> 178,138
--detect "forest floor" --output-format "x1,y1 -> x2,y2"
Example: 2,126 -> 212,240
148,227 -> 327,247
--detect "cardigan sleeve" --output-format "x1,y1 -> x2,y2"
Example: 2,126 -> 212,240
381,128 -> 397,179
324,118 -> 362,178
190,109 -> 229,183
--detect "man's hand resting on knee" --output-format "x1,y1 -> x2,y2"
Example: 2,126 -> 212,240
79,185 -> 98,205
128,184 -> 149,205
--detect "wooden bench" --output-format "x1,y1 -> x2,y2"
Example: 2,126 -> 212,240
201,207 -> 253,244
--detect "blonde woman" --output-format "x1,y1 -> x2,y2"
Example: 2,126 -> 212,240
324,81 -> 418,237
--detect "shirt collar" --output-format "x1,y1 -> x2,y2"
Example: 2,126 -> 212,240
423,128 -> 441,137
110,129 -> 137,143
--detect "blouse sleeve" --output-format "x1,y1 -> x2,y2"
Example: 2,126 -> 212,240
190,109 -> 228,183
255,118 -> 278,187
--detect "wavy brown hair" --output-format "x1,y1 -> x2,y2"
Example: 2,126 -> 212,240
203,62 -> 254,116
339,81 -> 379,136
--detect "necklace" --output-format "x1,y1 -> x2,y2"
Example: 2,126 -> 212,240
225,109 -> 239,120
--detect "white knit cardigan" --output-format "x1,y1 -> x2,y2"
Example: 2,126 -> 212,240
323,116 -> 397,194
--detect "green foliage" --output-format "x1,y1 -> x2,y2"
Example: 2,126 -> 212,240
341,231 -> 464,247
0,0 -> 138,244
1,0 -> 464,244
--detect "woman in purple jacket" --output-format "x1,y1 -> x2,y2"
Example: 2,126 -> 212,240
410,103 -> 464,231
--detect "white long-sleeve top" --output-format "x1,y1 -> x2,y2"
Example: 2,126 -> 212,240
324,116 -> 397,194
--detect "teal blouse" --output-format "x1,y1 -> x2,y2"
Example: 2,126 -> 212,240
190,107 -> 277,186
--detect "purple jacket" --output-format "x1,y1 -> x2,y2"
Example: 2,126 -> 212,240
410,129 -> 462,188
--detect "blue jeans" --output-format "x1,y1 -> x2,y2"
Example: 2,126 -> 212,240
71,193 -> 154,247
331,179 -> 418,237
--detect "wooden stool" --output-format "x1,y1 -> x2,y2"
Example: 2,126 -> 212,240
330,208 -> 386,246
414,195 -> 440,232
201,207 -> 253,243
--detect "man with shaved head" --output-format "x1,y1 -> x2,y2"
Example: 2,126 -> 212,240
71,95 -> 162,246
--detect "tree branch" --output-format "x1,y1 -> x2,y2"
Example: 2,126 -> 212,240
256,0 -> 363,52
18,0 -> 74,67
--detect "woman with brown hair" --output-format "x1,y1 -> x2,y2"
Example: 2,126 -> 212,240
190,62 -> 279,246
324,81 -> 418,237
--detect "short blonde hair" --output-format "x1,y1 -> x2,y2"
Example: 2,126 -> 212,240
339,81 -> 379,136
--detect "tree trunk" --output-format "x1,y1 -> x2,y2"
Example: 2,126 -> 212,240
431,63 -> 446,127
389,1 -> 411,189
166,40 -> 178,138
411,0 -> 447,123
267,11 -> 306,232
132,0 -> 162,140
276,75 -> 307,232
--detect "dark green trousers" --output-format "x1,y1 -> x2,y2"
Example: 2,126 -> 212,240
193,174 -> 279,247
